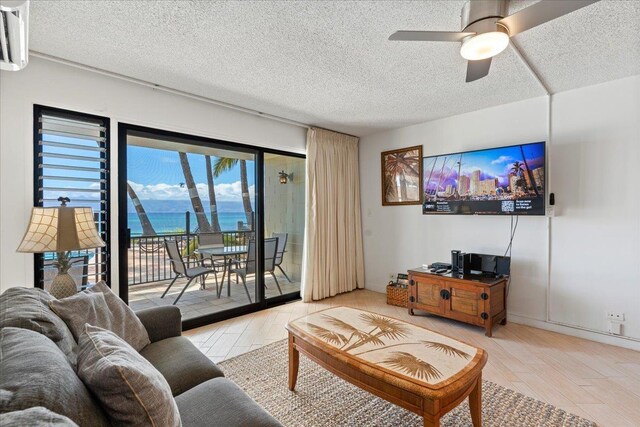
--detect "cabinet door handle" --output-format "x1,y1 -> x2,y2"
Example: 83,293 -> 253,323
481,312 -> 489,320
409,296 -> 415,303
481,292 -> 489,300
409,279 -> 414,286
440,289 -> 450,300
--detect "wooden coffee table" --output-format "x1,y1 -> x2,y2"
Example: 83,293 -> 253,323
286,306 -> 487,427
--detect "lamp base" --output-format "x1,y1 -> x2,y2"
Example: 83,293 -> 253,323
50,273 -> 77,299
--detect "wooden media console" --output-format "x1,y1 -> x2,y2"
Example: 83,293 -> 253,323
407,267 -> 508,337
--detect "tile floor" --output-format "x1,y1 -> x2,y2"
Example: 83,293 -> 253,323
183,289 -> 640,427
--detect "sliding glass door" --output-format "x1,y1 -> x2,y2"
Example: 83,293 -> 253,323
119,124 -> 303,327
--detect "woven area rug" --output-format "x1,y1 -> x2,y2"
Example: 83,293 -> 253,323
218,340 -> 596,427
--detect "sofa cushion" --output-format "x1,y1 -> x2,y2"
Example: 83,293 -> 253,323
140,336 -> 224,396
0,287 -> 77,367
77,324 -> 181,427
0,327 -> 110,427
135,305 -> 182,343
50,281 -> 150,351
176,377 -> 282,427
0,407 -> 79,426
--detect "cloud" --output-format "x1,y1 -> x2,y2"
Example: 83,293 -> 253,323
461,165 -> 483,174
127,180 -> 254,202
491,155 -> 514,165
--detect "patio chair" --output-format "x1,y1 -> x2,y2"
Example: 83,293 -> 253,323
229,237 -> 281,303
196,232 -> 226,286
272,232 -> 292,282
162,239 -> 217,305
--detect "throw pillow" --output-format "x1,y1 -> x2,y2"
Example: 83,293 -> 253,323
77,324 -> 181,427
49,281 -> 150,351
0,327 -> 111,427
0,287 -> 77,367
0,407 -> 79,427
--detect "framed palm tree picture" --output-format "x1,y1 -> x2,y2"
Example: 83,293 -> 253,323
381,145 -> 423,206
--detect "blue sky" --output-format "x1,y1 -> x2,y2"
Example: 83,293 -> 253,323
42,134 -> 256,209
127,146 -> 255,202
127,146 -> 255,186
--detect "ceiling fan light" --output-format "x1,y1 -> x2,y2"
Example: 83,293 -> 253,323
460,31 -> 509,61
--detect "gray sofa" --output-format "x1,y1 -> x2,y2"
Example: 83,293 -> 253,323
0,287 -> 282,427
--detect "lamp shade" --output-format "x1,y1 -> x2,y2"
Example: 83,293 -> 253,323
17,206 -> 105,253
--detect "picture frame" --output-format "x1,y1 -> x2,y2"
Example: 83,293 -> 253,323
381,145 -> 423,206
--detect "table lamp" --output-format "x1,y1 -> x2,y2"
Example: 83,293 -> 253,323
17,197 -> 105,299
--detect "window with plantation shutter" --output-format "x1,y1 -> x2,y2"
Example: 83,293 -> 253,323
34,106 -> 110,289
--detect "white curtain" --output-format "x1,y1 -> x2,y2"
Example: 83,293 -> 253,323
301,127 -> 365,302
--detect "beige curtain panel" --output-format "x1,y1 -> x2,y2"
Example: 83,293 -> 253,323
302,128 -> 365,302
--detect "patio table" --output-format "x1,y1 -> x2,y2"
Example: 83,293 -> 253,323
196,246 -> 247,297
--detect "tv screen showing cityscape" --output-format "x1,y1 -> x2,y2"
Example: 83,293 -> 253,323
422,141 -> 545,215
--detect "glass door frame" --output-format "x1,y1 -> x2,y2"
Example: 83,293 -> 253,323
117,123 -> 304,330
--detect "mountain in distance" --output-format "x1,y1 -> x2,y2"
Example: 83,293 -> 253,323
127,199 -> 248,214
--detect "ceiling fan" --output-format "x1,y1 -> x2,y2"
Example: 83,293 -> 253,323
389,0 -> 600,82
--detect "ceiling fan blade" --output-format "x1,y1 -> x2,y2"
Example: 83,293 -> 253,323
389,31 -> 474,42
466,58 -> 492,83
499,0 -> 600,36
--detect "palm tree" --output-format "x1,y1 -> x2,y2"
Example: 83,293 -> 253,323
384,151 -> 420,202
382,352 -> 442,381
178,152 -> 211,233
511,161 -> 526,193
384,171 -> 399,202
204,155 -> 222,232
519,146 -> 540,197
510,161 -> 524,176
126,182 -> 156,236
213,157 -> 253,228
312,314 -> 471,365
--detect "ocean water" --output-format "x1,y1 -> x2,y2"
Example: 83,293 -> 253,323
128,212 -> 248,236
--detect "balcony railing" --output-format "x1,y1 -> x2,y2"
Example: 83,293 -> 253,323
127,230 -> 253,286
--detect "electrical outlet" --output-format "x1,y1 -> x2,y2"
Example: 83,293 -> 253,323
607,311 -> 625,322
608,321 -> 622,335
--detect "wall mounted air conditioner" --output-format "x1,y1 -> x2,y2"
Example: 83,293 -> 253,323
0,0 -> 29,71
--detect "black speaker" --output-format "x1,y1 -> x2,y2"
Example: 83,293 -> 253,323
497,256 -> 511,277
458,253 -> 471,274
451,250 -> 460,271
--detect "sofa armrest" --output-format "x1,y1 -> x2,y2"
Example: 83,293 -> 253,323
135,306 -> 182,343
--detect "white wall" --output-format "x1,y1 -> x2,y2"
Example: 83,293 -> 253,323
359,75 -> 640,349
0,57 -> 306,296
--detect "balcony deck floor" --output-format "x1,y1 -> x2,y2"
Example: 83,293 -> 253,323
129,272 -> 300,321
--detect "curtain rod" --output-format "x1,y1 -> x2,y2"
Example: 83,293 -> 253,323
29,51 -> 312,130
309,126 -> 359,140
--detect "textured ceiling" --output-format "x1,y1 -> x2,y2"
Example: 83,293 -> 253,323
29,1 -> 640,136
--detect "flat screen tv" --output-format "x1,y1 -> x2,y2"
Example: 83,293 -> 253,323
422,141 -> 545,215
